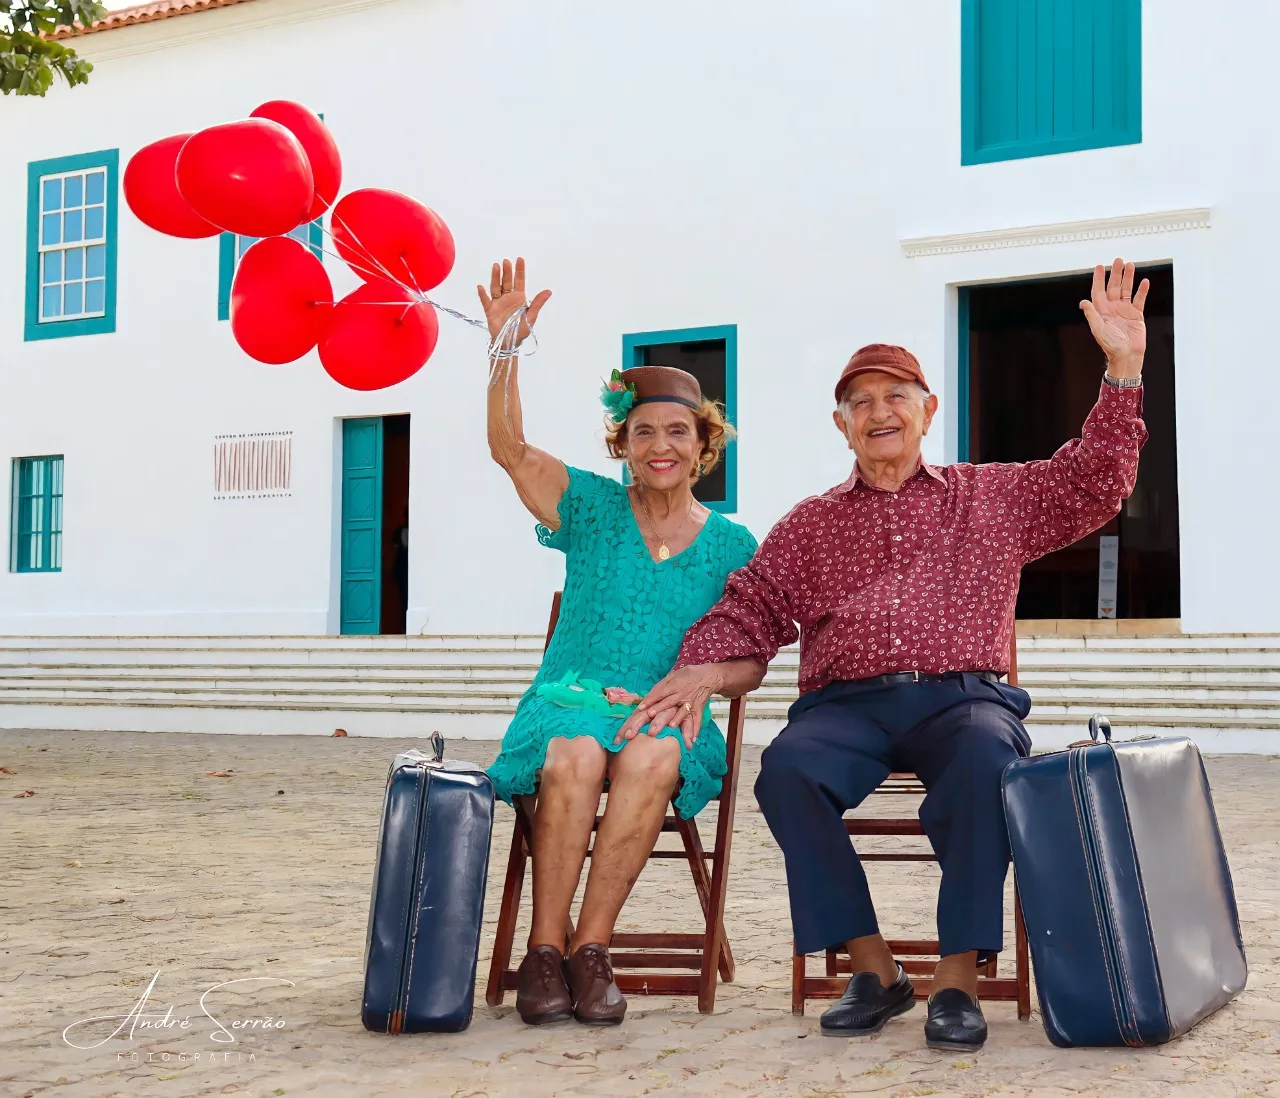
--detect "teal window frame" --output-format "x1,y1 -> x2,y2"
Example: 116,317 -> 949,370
961,0 -> 1141,166
620,324 -> 738,514
25,150 -> 119,341
10,455 -> 64,573
217,220 -> 324,321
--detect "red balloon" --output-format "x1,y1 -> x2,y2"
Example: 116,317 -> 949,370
176,118 -> 314,238
124,134 -> 220,238
250,100 -> 342,221
230,237 -> 333,365
330,188 -> 455,293
319,280 -> 438,391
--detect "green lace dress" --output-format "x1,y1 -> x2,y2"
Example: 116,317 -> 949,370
487,466 -> 758,819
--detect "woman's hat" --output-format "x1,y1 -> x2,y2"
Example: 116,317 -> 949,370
620,366 -> 702,412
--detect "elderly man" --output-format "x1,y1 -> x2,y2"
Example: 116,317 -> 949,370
618,258 -> 1149,1050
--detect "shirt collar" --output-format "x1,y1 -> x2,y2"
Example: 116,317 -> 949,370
834,458 -> 946,495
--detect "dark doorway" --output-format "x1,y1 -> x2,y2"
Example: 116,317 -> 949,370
962,266 -> 1179,620
338,414 -> 410,636
380,415 -> 411,635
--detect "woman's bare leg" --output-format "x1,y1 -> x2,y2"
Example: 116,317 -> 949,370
571,734 -> 681,951
529,736 -> 607,949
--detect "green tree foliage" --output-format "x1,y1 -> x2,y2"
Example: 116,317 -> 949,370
1,1 -> 108,96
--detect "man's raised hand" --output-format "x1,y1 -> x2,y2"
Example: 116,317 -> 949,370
1079,258 -> 1149,379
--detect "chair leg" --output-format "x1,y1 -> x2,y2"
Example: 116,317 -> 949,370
485,801 -> 530,1006
792,948 -> 806,1015
1015,887 -> 1032,1020
677,816 -> 735,983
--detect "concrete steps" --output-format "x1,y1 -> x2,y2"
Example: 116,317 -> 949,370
3,633 -> 1280,750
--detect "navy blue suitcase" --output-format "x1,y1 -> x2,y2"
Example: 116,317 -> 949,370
362,735 -> 495,1034
1002,718 -> 1247,1047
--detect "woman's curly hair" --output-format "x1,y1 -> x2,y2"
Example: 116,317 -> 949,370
604,399 -> 736,482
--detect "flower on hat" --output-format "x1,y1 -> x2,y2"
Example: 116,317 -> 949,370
600,369 -> 637,421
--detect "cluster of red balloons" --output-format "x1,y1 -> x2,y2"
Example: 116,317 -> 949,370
123,101 -> 455,390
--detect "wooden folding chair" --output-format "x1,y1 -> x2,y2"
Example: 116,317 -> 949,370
791,631 -> 1032,1019
485,591 -> 746,1014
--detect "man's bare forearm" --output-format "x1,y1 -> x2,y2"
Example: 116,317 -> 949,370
706,657 -> 767,699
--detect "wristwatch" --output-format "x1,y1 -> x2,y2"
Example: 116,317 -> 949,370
1103,372 -> 1142,389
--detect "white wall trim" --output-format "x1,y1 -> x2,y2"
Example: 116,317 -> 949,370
901,207 -> 1213,258
76,0 -> 397,60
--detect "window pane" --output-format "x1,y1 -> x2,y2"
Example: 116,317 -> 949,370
50,531 -> 62,571
638,338 -> 729,504
42,251 -> 62,284
86,243 -> 106,278
64,247 -> 84,281
63,209 -> 83,244
84,205 -> 104,240
64,174 -> 83,208
63,282 -> 83,316
84,279 -> 105,315
42,213 -> 61,246
85,170 -> 105,205
42,177 -> 62,211
51,457 -> 64,496
41,286 -> 62,318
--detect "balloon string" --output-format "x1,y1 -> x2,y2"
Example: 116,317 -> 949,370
312,219 -> 537,359
322,215 -> 418,295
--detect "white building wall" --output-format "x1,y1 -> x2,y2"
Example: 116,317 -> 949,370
0,0 -> 1276,637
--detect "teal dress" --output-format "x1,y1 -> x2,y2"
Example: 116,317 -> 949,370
488,466 -> 758,819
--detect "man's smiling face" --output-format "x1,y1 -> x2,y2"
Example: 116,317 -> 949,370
833,370 -> 938,470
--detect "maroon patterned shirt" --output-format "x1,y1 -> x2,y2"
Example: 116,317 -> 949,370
677,383 -> 1147,694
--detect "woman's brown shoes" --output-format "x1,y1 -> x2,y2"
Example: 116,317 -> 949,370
516,943 -> 626,1026
515,945 -> 573,1025
565,943 -> 627,1025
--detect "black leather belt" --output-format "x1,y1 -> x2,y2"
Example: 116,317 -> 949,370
856,669 -> 1002,687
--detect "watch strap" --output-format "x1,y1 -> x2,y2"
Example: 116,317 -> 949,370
1103,372 -> 1143,389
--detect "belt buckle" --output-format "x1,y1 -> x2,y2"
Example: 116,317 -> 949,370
911,670 -> 920,683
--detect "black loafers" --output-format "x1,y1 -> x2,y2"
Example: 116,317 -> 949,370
924,987 -> 987,1051
819,963 -> 915,1037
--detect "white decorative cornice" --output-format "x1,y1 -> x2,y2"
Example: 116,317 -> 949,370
75,0 -> 397,61
900,207 -> 1213,258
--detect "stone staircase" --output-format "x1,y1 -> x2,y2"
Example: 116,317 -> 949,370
1,632 -> 1279,751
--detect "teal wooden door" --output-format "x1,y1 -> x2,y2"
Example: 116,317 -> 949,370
340,417 -> 384,635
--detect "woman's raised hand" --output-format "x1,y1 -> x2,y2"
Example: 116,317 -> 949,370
477,257 -> 552,348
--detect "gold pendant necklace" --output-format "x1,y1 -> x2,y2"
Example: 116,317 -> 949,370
635,487 -> 693,563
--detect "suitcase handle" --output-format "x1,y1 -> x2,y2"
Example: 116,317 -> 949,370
431,731 -> 445,763
1088,714 -> 1112,743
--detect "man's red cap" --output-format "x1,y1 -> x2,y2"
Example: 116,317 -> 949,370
834,344 -> 930,404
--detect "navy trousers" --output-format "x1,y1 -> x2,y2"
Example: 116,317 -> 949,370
754,674 -> 1032,960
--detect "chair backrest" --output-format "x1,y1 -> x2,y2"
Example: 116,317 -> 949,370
544,590 -> 564,651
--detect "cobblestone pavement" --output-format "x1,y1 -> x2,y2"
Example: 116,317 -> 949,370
2,729 -> 1277,1098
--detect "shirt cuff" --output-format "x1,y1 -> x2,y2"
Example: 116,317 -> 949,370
1095,377 -> 1144,419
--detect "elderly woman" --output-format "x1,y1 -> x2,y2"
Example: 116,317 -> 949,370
479,258 -> 757,1028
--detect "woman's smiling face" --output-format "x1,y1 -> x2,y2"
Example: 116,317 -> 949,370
625,404 -> 701,491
